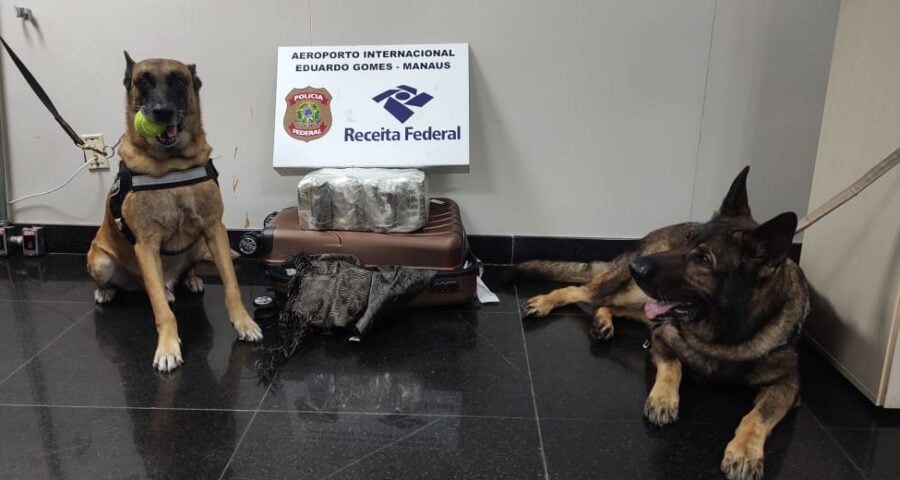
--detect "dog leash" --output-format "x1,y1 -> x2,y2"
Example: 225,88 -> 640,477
795,146 -> 900,233
0,35 -> 107,157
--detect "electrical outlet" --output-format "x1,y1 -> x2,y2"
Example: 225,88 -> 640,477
81,134 -> 109,170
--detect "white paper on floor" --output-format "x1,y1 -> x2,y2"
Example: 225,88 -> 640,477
476,276 -> 500,304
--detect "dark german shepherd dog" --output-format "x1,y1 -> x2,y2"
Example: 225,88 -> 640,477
519,167 -> 809,480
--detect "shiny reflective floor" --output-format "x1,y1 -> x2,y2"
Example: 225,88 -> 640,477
1,254 -> 899,479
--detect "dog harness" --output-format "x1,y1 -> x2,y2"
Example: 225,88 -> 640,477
108,160 -> 219,255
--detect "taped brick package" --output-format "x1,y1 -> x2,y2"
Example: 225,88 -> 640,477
296,168 -> 429,233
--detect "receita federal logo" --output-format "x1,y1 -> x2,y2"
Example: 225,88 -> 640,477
372,85 -> 433,123
345,84 -> 461,143
283,87 -> 333,142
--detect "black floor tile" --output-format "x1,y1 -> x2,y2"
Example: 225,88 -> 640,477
3,253 -> 899,480
0,301 -> 91,381
525,313 -> 654,421
0,405 -> 252,480
224,412 -> 544,480
0,255 -> 96,302
525,313 -> 826,428
0,285 -> 270,410
541,414 -> 864,480
261,309 -> 534,417
827,427 -> 900,480
798,342 -> 900,430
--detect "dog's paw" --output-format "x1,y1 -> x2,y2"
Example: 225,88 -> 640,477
153,338 -> 183,372
94,288 -> 117,304
236,321 -> 263,342
183,274 -> 205,294
523,296 -> 554,318
721,444 -> 764,480
165,290 -> 176,303
644,392 -> 680,426
233,312 -> 263,342
590,323 -> 615,340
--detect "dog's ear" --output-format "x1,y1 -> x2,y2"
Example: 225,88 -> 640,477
187,64 -> 202,91
717,166 -> 751,218
746,212 -> 797,267
123,51 -> 135,91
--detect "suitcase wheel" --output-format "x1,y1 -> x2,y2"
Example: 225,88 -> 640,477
252,295 -> 278,322
253,295 -> 276,309
238,232 -> 262,256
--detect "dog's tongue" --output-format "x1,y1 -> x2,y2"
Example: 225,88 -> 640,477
644,298 -> 681,320
166,125 -> 178,138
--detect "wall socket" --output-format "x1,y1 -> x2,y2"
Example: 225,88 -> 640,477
81,134 -> 109,170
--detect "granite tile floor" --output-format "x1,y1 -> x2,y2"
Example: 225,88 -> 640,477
1,254 -> 898,479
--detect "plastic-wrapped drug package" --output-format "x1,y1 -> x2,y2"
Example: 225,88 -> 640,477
297,168 -> 429,233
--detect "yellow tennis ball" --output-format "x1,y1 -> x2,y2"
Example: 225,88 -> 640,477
133,111 -> 166,137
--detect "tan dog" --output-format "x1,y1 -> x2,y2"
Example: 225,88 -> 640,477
87,52 -> 261,372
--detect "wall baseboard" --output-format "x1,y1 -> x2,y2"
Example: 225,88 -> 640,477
5,224 -> 802,265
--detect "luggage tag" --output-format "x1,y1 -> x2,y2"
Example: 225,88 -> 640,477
476,276 -> 500,304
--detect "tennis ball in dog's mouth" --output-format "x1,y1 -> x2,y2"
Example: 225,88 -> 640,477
133,111 -> 166,137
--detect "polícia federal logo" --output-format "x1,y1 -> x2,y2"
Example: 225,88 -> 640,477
372,85 -> 433,123
284,87 -> 333,142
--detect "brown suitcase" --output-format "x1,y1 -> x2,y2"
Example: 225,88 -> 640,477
239,198 -> 477,307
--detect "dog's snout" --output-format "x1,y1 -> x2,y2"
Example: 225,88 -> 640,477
629,259 -> 653,279
151,108 -> 174,124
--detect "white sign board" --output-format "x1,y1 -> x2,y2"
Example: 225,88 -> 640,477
272,43 -> 469,174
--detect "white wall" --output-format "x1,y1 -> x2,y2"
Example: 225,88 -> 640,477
0,0 -> 839,237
